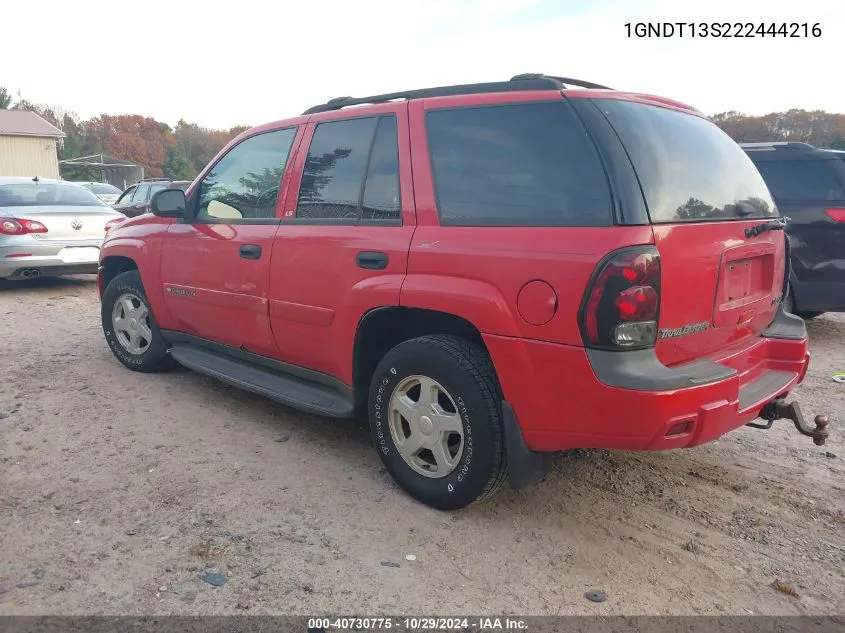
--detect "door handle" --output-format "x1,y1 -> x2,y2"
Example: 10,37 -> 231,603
240,244 -> 262,260
356,251 -> 388,270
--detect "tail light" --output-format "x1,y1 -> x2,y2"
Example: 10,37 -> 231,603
0,218 -> 48,235
104,218 -> 125,232
579,246 -> 661,350
824,208 -> 845,222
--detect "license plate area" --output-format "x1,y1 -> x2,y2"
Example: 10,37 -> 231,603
713,243 -> 776,328
59,246 -> 100,263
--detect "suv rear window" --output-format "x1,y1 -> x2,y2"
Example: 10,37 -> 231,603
596,100 -> 778,223
426,101 -> 612,227
753,160 -> 845,201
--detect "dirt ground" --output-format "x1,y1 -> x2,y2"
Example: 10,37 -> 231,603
0,275 -> 842,616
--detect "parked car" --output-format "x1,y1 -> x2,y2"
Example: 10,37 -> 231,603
0,177 -> 125,280
97,74 -> 827,510
76,181 -> 123,205
742,142 -> 845,318
113,178 -> 191,217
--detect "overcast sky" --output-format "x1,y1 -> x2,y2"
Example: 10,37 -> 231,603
3,0 -> 842,129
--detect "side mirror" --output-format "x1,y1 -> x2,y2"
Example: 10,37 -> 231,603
151,188 -> 186,218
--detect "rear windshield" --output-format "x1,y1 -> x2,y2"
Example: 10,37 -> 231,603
0,183 -> 107,207
596,99 -> 778,223
752,159 -> 845,202
86,183 -> 122,195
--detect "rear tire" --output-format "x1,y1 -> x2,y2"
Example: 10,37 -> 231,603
368,335 -> 508,510
101,270 -> 174,373
796,311 -> 823,320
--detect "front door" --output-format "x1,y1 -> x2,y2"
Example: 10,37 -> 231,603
160,126 -> 302,357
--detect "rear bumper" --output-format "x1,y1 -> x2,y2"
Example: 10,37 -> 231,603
485,309 -> 810,452
0,241 -> 102,279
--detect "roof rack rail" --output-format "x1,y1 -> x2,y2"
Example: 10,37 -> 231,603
302,73 -> 613,115
739,142 -> 816,150
136,177 -> 171,183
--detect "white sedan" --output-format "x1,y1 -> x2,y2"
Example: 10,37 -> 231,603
0,177 -> 125,280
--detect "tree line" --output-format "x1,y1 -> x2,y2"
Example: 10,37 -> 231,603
2,85 -> 843,185
0,86 -> 248,181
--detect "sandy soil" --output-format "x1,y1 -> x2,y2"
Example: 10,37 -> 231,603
0,275 -> 842,616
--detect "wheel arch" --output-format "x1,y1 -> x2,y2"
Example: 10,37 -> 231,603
353,307 -> 490,414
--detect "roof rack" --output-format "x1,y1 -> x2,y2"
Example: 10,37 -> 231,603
739,142 -> 816,151
302,73 -> 613,115
136,177 -> 171,183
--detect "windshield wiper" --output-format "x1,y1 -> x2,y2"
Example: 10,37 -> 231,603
745,216 -> 790,238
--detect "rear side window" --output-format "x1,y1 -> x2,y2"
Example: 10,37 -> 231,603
426,102 -> 612,226
753,160 -> 845,201
296,115 -> 400,223
597,100 -> 778,223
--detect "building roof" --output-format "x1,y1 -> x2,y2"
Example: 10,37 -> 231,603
0,110 -> 65,138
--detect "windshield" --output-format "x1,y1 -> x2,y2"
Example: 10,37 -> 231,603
0,183 -> 108,207
595,99 -> 779,223
87,183 -> 122,195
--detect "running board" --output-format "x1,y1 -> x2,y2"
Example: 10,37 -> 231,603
169,343 -> 355,418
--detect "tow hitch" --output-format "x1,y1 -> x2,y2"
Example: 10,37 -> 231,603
747,399 -> 831,446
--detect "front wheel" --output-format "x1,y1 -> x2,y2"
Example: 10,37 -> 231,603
368,335 -> 508,510
101,270 -> 174,373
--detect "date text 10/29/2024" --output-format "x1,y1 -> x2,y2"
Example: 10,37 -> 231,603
625,22 -> 821,38
308,617 -> 528,631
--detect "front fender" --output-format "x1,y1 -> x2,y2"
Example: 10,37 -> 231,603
100,222 -> 172,328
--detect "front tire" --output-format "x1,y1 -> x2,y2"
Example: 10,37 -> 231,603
101,270 -> 174,373
368,335 -> 508,510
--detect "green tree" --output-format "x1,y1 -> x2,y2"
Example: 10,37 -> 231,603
0,87 -> 11,109
163,145 -> 194,180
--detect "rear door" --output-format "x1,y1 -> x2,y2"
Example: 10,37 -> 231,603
749,155 -> 845,310
591,98 -> 786,367
268,103 -> 416,383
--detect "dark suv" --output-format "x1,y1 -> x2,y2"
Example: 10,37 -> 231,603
97,74 -> 829,510
113,178 -> 191,218
742,142 -> 845,317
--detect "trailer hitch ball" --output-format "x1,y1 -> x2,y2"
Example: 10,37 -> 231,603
812,414 -> 830,446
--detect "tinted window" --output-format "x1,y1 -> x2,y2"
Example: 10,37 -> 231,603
753,160 -> 845,201
598,100 -> 777,223
297,117 -> 378,220
0,183 -> 107,207
426,102 -> 611,227
198,128 -> 297,221
116,187 -> 135,205
362,117 -> 400,221
150,184 -> 168,197
132,184 -> 150,202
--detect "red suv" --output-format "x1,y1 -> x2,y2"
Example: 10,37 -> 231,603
97,74 -> 828,510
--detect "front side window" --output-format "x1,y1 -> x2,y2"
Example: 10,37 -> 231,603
197,127 -> 297,221
116,186 -> 135,205
426,101 -> 612,226
132,184 -> 150,203
296,115 -> 400,222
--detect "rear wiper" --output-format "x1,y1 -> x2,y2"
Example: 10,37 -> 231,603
745,216 -> 790,238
